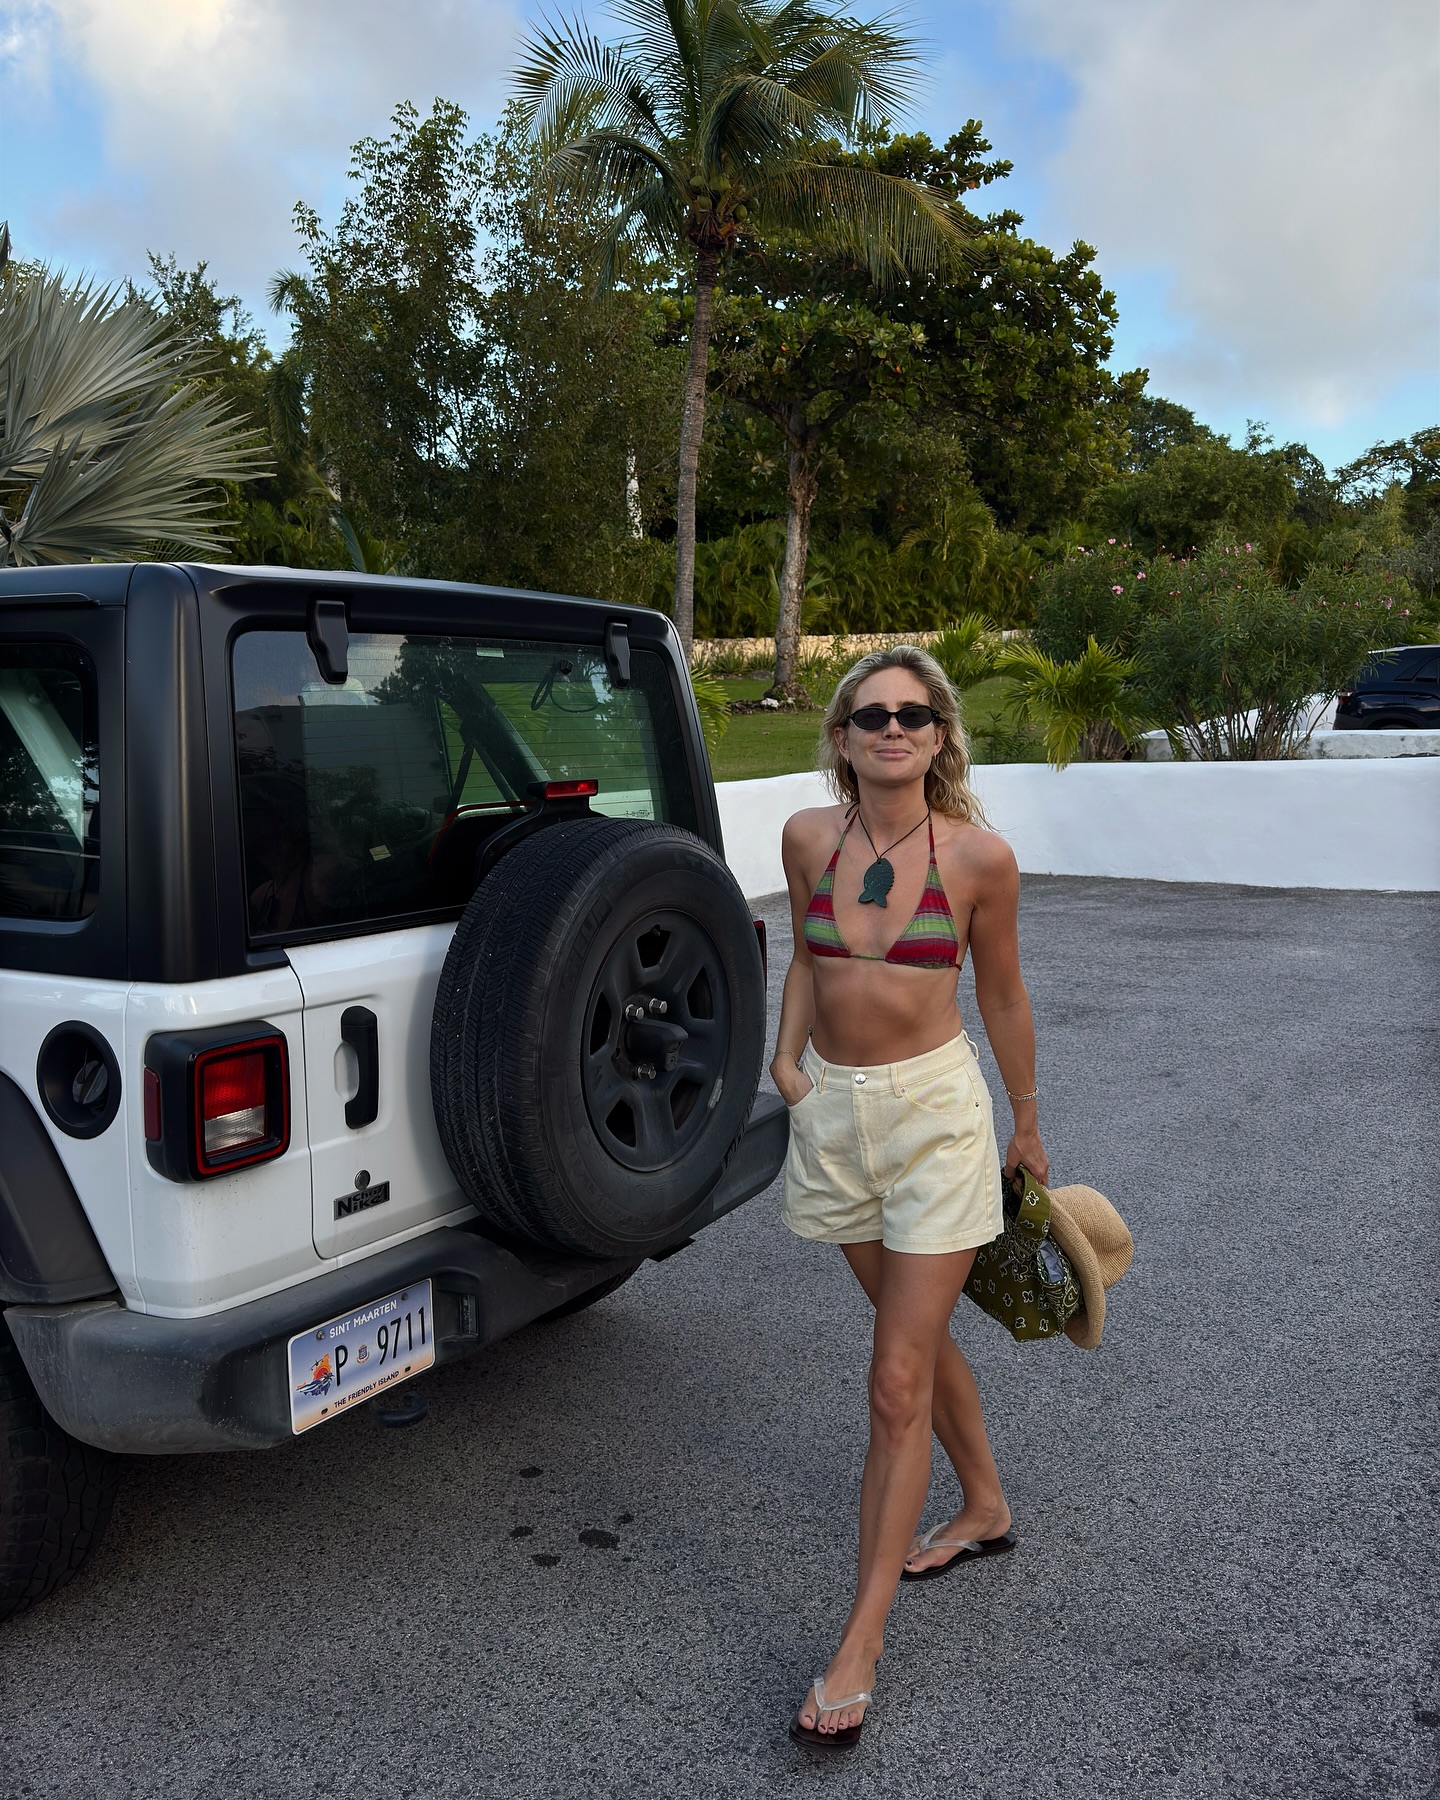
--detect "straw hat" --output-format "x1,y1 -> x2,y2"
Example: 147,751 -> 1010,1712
1047,1185 -> 1133,1349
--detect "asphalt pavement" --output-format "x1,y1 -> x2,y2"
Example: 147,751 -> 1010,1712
1,878 -> 1435,1800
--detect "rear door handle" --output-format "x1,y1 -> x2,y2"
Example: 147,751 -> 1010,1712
340,1006 -> 379,1129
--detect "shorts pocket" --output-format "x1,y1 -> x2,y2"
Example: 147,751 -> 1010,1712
900,1064 -> 982,1117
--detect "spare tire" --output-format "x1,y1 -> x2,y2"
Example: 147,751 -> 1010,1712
431,817 -> 765,1257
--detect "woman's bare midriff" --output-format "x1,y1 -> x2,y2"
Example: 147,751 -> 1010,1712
810,958 -> 968,1066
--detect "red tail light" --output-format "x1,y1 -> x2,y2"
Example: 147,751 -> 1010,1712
145,1024 -> 289,1181
191,1036 -> 288,1174
542,779 -> 599,799
199,1050 -> 268,1156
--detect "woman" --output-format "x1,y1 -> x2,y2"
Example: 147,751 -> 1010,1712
773,645 -> 1049,1750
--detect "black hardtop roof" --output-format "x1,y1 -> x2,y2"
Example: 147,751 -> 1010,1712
0,563 -> 133,604
0,561 -> 671,634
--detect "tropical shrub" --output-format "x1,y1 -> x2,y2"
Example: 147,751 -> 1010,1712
930,612 -> 998,692
1134,546 -> 1401,759
1032,538 -> 1154,663
995,637 -> 1151,767
654,524 -> 1037,641
688,670 -> 731,755
1033,538 -> 1409,758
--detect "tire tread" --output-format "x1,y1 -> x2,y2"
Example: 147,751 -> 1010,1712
0,1323 -> 118,1622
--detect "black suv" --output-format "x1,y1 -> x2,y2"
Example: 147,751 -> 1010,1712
1334,644 -> 1440,729
0,562 -> 787,1620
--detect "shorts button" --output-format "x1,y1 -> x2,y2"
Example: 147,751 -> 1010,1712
853,1072 -> 866,1085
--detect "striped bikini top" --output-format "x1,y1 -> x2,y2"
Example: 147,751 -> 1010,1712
803,810 -> 961,969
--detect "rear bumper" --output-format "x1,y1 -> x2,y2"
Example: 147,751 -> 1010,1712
6,1093 -> 787,1454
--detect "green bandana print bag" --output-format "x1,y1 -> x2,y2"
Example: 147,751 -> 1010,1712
964,1165 -> 1080,1342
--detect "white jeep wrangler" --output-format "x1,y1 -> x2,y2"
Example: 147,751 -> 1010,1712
0,562 -> 786,1618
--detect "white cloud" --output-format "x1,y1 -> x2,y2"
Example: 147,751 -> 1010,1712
10,0 -> 520,306
993,0 -> 1440,431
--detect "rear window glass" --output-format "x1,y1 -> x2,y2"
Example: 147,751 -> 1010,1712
1404,654 -> 1437,684
0,643 -> 100,922
233,629 -> 698,938
1356,650 -> 1404,686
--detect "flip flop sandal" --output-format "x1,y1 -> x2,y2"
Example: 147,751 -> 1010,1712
789,1674 -> 873,1751
900,1521 -> 1018,1582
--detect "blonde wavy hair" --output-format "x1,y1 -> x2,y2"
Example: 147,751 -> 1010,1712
818,645 -> 989,826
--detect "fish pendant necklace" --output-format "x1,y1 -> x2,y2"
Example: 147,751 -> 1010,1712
854,807 -> 930,907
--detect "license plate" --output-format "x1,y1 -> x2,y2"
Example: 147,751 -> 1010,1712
287,1280 -> 434,1435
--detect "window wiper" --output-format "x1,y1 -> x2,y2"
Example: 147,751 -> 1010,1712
530,658 -> 599,714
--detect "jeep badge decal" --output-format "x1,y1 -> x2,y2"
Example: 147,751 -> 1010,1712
334,1179 -> 391,1221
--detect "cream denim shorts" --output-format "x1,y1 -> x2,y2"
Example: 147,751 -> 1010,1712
781,1032 -> 1003,1255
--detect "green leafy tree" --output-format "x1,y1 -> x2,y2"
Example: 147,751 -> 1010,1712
273,101 -> 490,556
713,283 -> 924,693
272,103 -> 683,597
140,254 -> 343,568
513,0 -> 968,656
1121,393 -> 1219,470
1335,426 -> 1440,535
840,129 -> 1142,534
1091,426 -> 1297,554
0,227 -> 266,565
463,119 -> 685,599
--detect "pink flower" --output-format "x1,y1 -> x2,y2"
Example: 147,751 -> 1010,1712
1137,571 -> 1146,579
1112,584 -> 1124,594
1382,596 -> 1394,608
1108,537 -> 1117,544
1244,542 -> 1252,551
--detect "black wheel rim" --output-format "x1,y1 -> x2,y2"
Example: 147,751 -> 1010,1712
581,908 -> 732,1172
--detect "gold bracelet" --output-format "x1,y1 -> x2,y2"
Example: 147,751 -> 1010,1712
775,1049 -> 803,1067
1006,1087 -> 1039,1103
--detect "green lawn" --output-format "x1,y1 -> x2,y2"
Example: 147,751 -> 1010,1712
707,676 -> 1045,782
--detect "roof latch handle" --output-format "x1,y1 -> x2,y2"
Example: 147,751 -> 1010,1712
604,620 -> 631,688
308,598 -> 349,685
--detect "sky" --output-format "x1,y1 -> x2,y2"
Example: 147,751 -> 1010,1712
2,0 -> 1437,470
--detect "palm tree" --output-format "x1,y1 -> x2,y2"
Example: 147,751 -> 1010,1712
996,636 -> 1153,768
514,0 -> 968,658
0,226 -> 266,566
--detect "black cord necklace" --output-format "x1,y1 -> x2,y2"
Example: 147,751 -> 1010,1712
853,807 -> 930,907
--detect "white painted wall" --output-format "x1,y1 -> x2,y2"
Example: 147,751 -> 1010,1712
716,760 -> 1440,897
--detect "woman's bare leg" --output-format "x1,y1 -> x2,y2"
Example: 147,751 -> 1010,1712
796,1245 -> 977,1737
842,1241 -> 1010,1574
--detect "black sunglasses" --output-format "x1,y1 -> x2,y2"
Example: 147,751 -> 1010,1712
843,703 -> 941,732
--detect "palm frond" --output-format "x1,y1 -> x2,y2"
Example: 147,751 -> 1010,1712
513,17 -> 665,149
753,162 -> 973,283
545,131 -> 682,218
2,279 -> 186,476
594,177 -> 688,284
782,14 -> 923,121
1,267 -> 268,567
607,0 -> 706,132
995,637 -> 1150,768
931,612 -> 999,691
5,389 -> 264,566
